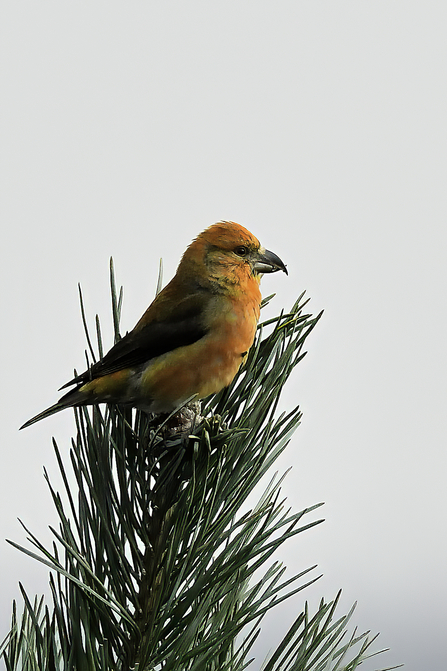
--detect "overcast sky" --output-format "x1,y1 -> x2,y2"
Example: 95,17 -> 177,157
1,2 -> 446,669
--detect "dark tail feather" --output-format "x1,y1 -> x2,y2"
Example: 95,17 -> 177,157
20,387 -> 85,430
20,403 -> 68,429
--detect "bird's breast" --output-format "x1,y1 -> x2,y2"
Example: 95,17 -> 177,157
137,293 -> 260,413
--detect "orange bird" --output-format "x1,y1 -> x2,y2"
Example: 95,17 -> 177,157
21,221 -> 287,429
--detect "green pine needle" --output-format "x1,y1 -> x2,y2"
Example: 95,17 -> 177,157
1,262 -> 398,671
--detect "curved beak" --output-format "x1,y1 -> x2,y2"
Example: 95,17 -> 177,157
253,248 -> 288,275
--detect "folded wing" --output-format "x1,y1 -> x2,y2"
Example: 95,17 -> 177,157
60,294 -> 209,389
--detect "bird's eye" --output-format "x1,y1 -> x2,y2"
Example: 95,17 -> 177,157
235,246 -> 248,257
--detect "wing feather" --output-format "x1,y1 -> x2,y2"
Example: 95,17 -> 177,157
60,294 -> 208,389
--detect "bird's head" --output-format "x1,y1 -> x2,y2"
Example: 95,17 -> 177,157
179,221 -> 287,289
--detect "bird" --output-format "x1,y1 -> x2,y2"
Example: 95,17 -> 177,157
20,221 -> 287,429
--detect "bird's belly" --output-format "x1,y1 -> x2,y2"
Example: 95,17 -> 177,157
138,325 -> 256,413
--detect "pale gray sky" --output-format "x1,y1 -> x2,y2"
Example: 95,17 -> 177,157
1,2 -> 446,669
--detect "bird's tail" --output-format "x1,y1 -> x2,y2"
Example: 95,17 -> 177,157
20,387 -> 85,430
20,402 -> 69,429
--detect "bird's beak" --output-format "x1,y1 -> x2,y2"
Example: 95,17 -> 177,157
252,248 -> 288,275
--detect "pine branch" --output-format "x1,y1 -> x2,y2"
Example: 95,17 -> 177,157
1,266 -> 399,671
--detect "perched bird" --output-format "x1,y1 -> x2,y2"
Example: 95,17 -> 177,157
20,221 -> 287,429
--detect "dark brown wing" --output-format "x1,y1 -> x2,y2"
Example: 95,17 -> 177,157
60,295 -> 208,389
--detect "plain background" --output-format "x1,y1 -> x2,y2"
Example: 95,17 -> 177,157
1,2 -> 446,669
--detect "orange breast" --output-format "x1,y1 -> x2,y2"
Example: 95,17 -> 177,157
139,291 -> 260,412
